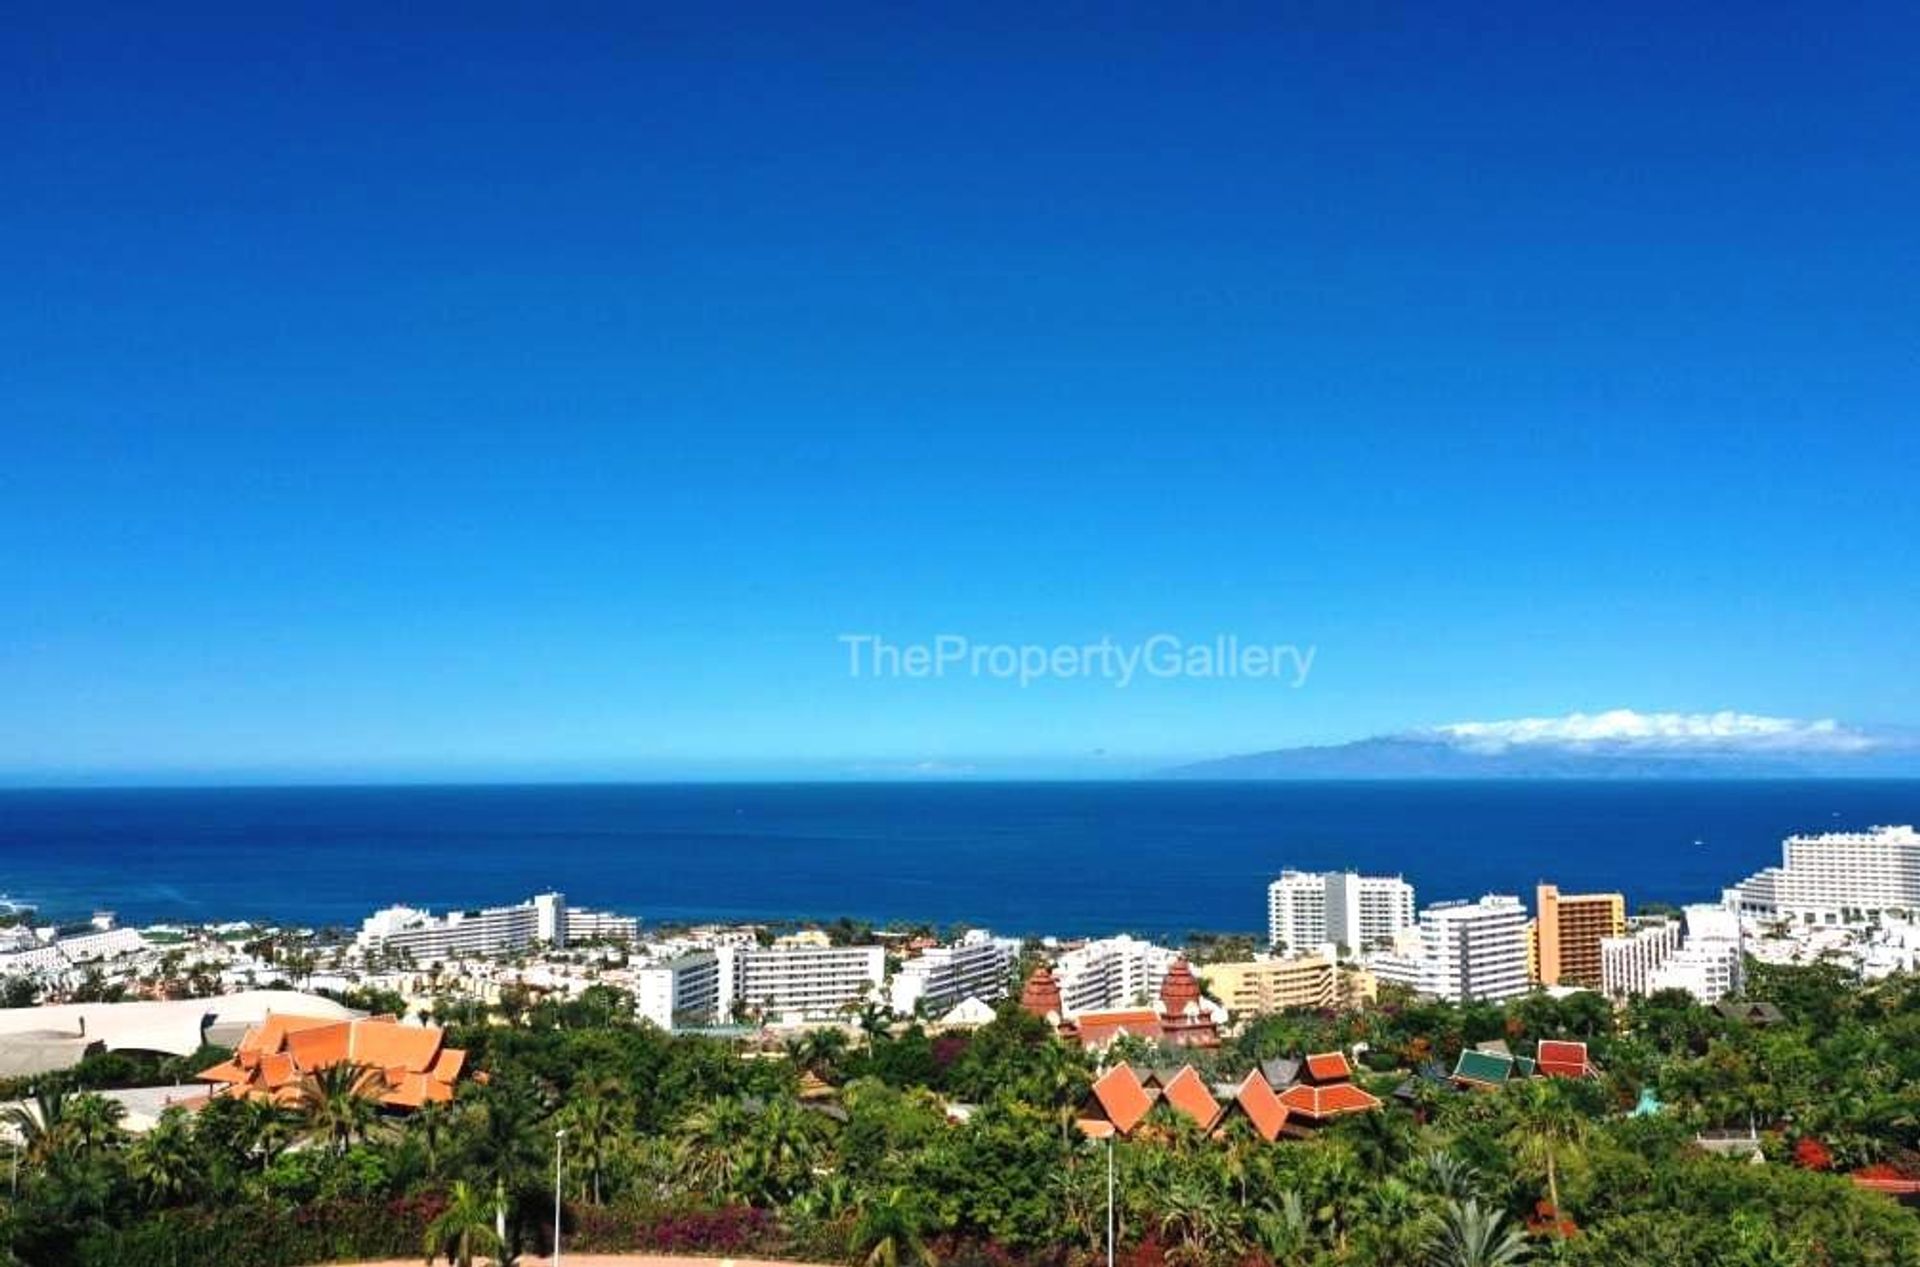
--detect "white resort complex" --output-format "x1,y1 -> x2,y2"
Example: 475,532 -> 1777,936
1723,824 -> 1920,924
356,892 -> 639,963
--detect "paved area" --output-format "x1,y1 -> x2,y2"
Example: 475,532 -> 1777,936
354,1256 -> 838,1267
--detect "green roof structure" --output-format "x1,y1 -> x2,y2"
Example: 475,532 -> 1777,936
1452,1048 -> 1516,1086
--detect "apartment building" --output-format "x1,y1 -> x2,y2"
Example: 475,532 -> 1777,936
1199,950 -> 1359,1016
716,943 -> 885,1023
1266,871 -> 1415,955
1724,825 -> 1920,925
565,908 -> 640,945
1601,919 -> 1684,999
633,952 -> 723,1030
1534,884 -> 1626,988
1418,895 -> 1531,1002
0,926 -> 150,980
356,892 -> 567,963
888,929 -> 1017,1016
1601,905 -> 1744,1003
1052,935 -> 1179,1016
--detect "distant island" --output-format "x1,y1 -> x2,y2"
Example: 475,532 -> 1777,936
1160,709 -> 1920,780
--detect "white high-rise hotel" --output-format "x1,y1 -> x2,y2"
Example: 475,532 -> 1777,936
1267,871 -> 1415,955
1724,825 -> 1920,924
1417,895 -> 1531,1002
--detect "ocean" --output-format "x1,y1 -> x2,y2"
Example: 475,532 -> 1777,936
1,780 -> 1916,937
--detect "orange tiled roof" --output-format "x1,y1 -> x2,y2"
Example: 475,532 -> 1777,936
201,1014 -> 466,1112
1303,1051 -> 1353,1083
1227,1071 -> 1290,1142
237,1013 -> 340,1057
1084,1063 -> 1154,1136
1536,1040 -> 1591,1078
1278,1081 -> 1381,1119
1072,1009 -> 1164,1048
1159,1066 -> 1222,1131
198,1058 -> 249,1086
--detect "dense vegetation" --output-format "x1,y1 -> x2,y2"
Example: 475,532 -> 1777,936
3,961 -> 1918,1266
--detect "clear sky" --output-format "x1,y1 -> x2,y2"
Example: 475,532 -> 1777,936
4,3 -> 1917,782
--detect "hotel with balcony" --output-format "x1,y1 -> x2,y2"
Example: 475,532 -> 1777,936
1723,825 -> 1920,925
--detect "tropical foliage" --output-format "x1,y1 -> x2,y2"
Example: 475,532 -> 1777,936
1,966 -> 1918,1266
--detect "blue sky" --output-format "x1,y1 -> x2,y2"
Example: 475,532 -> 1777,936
3,3 -> 1917,781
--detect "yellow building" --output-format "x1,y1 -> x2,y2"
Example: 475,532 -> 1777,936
1534,884 -> 1625,988
1199,952 -> 1375,1018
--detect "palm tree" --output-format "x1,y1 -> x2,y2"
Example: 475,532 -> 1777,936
424,1179 -> 503,1267
1027,1039 -> 1089,1146
62,1093 -> 127,1156
1422,1150 -> 1485,1202
411,1099 -> 453,1179
852,1187 -> 936,1267
1428,1198 -> 1529,1267
561,1093 -> 621,1204
1356,1177 -> 1438,1265
126,1107 -> 200,1207
294,1061 -> 383,1154
0,1087 -> 71,1164
242,1097 -> 300,1172
1157,1176 -> 1237,1267
1302,1139 -> 1365,1256
857,1003 -> 892,1052
1216,1116 -> 1259,1203
1343,1102 -> 1418,1171
745,1096 -> 824,1204
1248,1189 -> 1312,1262
1503,1080 -> 1587,1227
678,1096 -> 754,1200
465,1080 -> 550,1252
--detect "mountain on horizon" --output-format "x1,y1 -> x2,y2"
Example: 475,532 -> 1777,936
1159,711 -> 1920,780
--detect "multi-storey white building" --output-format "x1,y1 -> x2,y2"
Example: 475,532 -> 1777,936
888,930 -> 1017,1016
1602,920 -> 1684,999
1267,871 -> 1415,955
1724,825 -> 1920,925
1052,935 -> 1179,1016
1602,905 -> 1744,1003
1417,895 -> 1531,1002
0,924 -> 154,984
716,943 -> 885,1023
1647,939 -> 1743,1002
356,892 -> 567,963
634,952 -> 723,1030
565,908 -> 639,945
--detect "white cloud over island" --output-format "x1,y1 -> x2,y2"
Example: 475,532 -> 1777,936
1427,709 -> 1876,755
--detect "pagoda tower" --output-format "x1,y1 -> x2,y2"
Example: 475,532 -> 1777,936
1156,958 -> 1221,1048
1019,963 -> 1065,1023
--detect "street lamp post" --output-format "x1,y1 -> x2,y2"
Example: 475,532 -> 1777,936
553,1126 -> 568,1267
1105,1134 -> 1115,1267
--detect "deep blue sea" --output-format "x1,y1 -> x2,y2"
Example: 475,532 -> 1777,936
1,781 -> 1916,938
